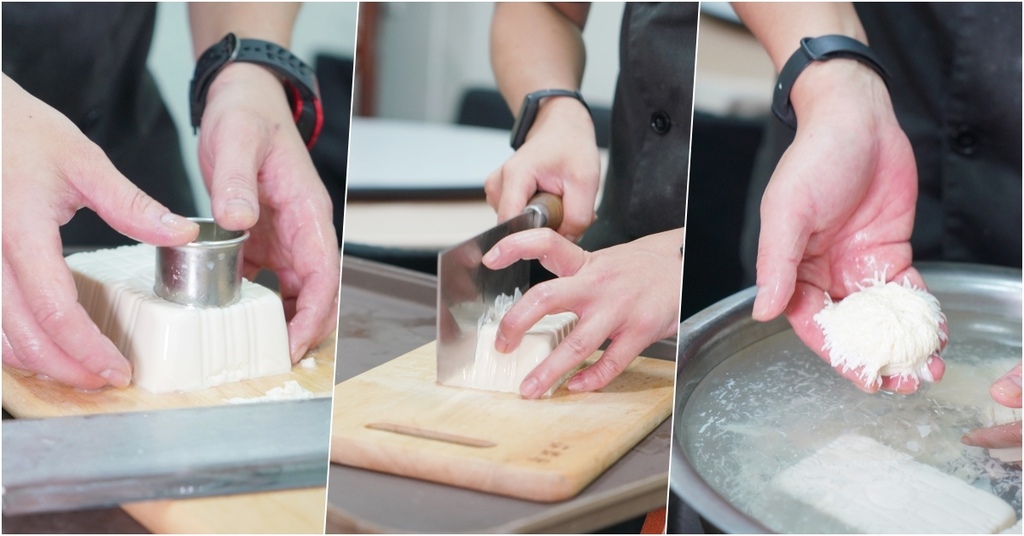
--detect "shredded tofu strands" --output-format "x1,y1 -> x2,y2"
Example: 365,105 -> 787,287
443,290 -> 579,396
814,272 -> 945,388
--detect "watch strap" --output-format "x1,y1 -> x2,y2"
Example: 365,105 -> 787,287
510,89 -> 589,150
771,35 -> 891,130
190,33 -> 323,149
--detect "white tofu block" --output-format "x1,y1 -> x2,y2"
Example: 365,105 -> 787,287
66,244 -> 290,394
770,434 -> 1017,533
445,311 -> 579,396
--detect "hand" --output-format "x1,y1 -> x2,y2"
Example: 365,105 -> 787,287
2,75 -> 199,389
197,64 -> 339,361
963,364 -> 1023,451
751,60 -> 945,394
482,228 -> 683,398
484,98 -> 600,242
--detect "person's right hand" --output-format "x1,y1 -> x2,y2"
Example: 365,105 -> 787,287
484,97 -> 601,242
2,75 -> 199,390
751,60 -> 946,394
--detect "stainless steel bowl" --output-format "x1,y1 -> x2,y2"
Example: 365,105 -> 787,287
154,218 -> 249,308
671,262 -> 1022,533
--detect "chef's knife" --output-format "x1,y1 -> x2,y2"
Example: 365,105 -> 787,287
436,192 -> 563,385
1,397 -> 331,515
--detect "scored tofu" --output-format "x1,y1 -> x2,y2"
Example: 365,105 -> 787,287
66,244 -> 290,393
771,434 -> 1017,533
443,311 -> 579,396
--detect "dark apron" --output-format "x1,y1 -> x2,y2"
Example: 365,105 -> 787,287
740,2 -> 1023,281
579,2 -> 697,252
3,2 -> 196,246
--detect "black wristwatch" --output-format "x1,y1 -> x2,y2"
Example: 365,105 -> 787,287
510,89 -> 590,150
771,35 -> 891,130
190,33 -> 323,149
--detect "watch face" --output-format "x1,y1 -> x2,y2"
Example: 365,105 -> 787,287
510,90 -> 588,149
191,34 -> 323,148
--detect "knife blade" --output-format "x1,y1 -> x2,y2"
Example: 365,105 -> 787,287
1,397 -> 331,515
436,192 -> 563,385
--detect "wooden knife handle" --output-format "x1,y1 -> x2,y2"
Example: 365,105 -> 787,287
526,192 -> 563,231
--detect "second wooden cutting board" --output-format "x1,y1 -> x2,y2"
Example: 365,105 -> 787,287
330,341 -> 675,502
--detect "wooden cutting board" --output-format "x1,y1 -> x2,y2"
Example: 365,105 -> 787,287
2,333 -> 337,534
122,488 -> 327,534
2,334 -> 336,418
330,341 -> 675,503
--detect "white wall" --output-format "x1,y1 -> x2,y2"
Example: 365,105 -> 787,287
373,2 -> 624,123
147,3 -> 358,216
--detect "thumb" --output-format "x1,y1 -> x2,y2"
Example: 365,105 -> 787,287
76,158 -> 199,246
752,197 -> 809,321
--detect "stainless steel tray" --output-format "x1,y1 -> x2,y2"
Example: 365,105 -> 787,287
671,262 -> 1022,533
328,257 -> 675,533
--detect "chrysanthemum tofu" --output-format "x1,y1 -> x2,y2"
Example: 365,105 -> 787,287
814,274 -> 945,388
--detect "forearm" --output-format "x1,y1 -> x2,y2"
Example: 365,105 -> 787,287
731,3 -> 866,71
188,3 -> 301,58
490,3 -> 589,113
732,3 -> 884,125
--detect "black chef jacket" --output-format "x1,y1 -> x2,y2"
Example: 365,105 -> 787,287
3,3 -> 197,247
579,3 -> 697,252
740,2 -> 1023,280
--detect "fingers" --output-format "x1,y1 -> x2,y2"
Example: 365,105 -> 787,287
483,129 -> 600,242
277,250 -> 340,363
494,277 -> 582,354
482,228 -> 587,276
752,186 -> 809,321
961,364 -> 1022,450
205,125 -> 264,231
565,332 -> 647,393
481,229 -> 588,352
991,363 -> 1023,408
485,164 -> 533,226
962,422 -> 1023,450
519,317 -> 605,399
2,249 -> 129,389
74,146 -> 199,246
557,180 -> 598,242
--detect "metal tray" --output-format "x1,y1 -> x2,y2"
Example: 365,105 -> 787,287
671,262 -> 1022,533
328,257 -> 675,533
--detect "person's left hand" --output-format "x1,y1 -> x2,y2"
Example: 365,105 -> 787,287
197,63 -> 339,362
481,228 -> 683,398
963,363 -> 1023,451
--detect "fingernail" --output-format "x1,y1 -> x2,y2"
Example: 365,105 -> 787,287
961,433 -> 977,447
568,374 -> 586,391
160,212 -> 199,233
481,246 -> 500,266
291,343 -> 310,364
994,373 -> 1023,398
521,377 -> 540,398
752,286 -> 770,319
223,198 -> 256,223
494,330 -> 509,353
99,368 -> 131,388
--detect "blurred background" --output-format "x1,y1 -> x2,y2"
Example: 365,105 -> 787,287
342,2 -> 624,273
